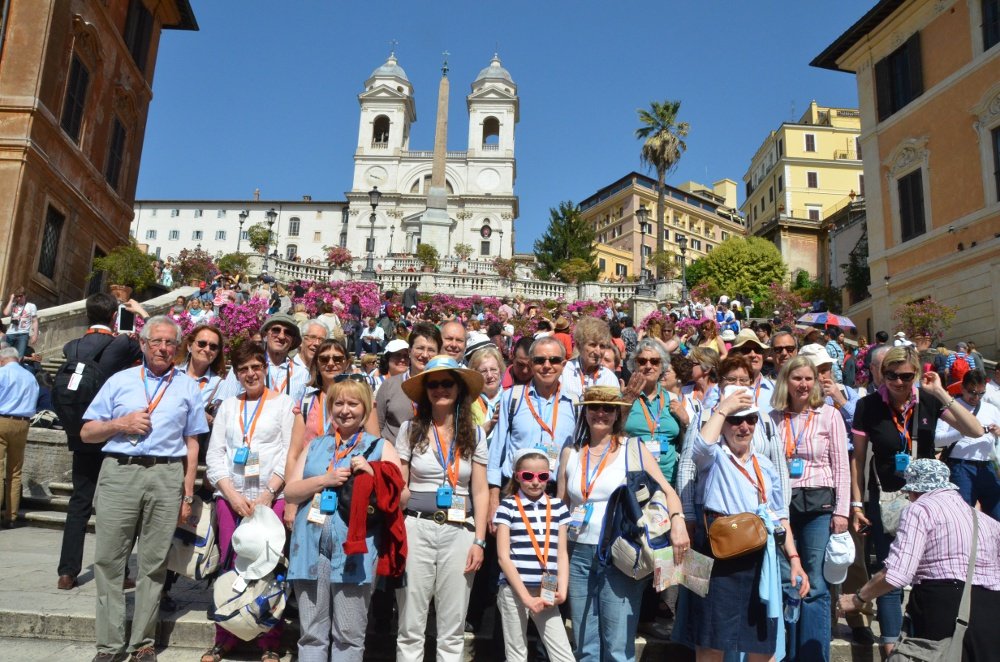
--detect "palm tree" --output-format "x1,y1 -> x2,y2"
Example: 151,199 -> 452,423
636,100 -> 689,280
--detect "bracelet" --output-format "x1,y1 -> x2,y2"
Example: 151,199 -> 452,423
670,512 -> 685,521
265,485 -> 278,496
472,538 -> 487,549
788,554 -> 800,560
945,397 -> 957,408
850,501 -> 864,510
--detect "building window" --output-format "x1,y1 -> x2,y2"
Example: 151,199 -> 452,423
193,209 -> 203,218
641,245 -> 652,257
778,175 -> 784,192
898,169 -> 927,242
768,187 -> 774,202
372,115 -> 390,145
615,264 -> 628,277
807,172 -> 818,188
216,230 -> 226,240
341,208 -> 349,224
859,174 -> 866,197
663,229 -> 669,242
288,217 -> 300,236
313,231 -> 322,242
991,126 -> 1000,201
875,33 -> 923,121
60,55 -> 90,143
984,0 -> 1000,51
241,230 -> 249,241
706,244 -> 713,252
481,240 -> 491,256
123,0 -> 154,74
285,244 -> 297,260
169,230 -> 179,240
145,229 -> 157,240
217,210 -> 226,218
88,247 -> 107,296
104,118 -> 127,189
170,209 -> 179,217
150,209 -> 157,217
804,134 -> 816,152
777,138 -> 784,156
722,231 -> 730,241
339,231 -> 347,248
192,230 -> 203,240
599,258 -> 606,271
807,206 -> 821,221
38,206 -> 65,279
691,239 -> 702,251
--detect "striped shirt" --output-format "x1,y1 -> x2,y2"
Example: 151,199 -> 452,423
493,491 -> 570,586
885,489 -> 1000,591
769,404 -> 851,517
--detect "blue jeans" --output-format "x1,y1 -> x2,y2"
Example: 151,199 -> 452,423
568,542 -> 647,662
780,511 -> 831,661
6,333 -> 28,358
949,460 -> 1000,520
865,501 -> 903,644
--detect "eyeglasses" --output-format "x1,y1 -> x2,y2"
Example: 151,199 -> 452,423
587,404 -> 619,413
268,327 -> 294,338
317,354 -> 346,365
303,334 -> 327,344
426,379 -> 457,390
194,339 -> 220,352
532,356 -> 564,365
515,470 -> 550,482
478,368 -> 501,376
884,370 -> 917,383
772,345 -> 797,354
334,373 -> 369,384
146,339 -> 179,348
236,363 -> 265,375
721,376 -> 753,386
725,413 -> 759,426
635,357 -> 661,367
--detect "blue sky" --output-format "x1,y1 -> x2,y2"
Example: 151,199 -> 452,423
136,1 -> 871,253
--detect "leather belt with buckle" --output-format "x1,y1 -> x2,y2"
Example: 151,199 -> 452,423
404,509 -> 473,529
107,453 -> 183,467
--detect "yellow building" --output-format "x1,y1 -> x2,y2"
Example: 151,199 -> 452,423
579,172 -> 746,281
813,0 -> 1000,357
741,102 -> 863,284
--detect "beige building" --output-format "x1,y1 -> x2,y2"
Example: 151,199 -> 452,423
813,0 -> 1000,357
741,102 -> 863,283
579,172 -> 746,281
0,0 -> 196,307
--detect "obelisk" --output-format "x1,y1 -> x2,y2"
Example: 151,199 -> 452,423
419,54 -> 453,253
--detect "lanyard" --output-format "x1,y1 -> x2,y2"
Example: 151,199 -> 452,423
432,422 -> 461,487
752,374 -> 765,403
239,390 -> 268,448
727,451 -> 767,504
265,354 -> 291,394
86,327 -> 114,337
577,361 -> 599,389
891,405 -> 914,453
580,439 -> 613,502
141,365 -> 174,415
783,410 -> 815,459
477,394 -> 491,417
515,494 -> 552,572
524,386 -> 561,442
639,387 -> 667,438
327,428 -> 363,470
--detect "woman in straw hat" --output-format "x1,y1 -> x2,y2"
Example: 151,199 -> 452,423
394,356 -> 490,662
556,386 -> 689,662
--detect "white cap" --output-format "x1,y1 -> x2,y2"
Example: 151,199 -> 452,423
232,507 -> 286,580
823,531 -> 855,585
384,339 -> 409,355
799,343 -> 834,368
721,385 -> 759,417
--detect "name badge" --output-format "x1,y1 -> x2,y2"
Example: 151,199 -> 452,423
544,444 -> 559,472
895,452 -> 911,474
127,434 -> 141,446
789,457 -> 805,479
570,503 -> 593,531
307,493 -> 327,525
320,488 -> 337,514
448,494 -> 467,523
233,446 -> 249,466
243,451 -> 260,478
645,439 -> 661,459
540,572 -> 558,605
436,485 -> 454,509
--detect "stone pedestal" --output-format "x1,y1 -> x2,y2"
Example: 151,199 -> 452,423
631,295 -> 659,325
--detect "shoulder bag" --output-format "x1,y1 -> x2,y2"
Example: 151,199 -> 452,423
706,448 -> 768,560
873,396 -> 919,537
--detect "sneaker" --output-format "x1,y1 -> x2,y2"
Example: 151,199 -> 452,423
130,647 -> 157,661
91,653 -> 127,662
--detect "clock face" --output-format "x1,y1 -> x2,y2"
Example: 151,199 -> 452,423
366,166 -> 387,186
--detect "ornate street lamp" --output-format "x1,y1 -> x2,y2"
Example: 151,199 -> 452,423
678,234 -> 688,303
237,209 -> 248,253
362,187 -> 380,280
262,208 -> 276,274
634,204 -> 654,297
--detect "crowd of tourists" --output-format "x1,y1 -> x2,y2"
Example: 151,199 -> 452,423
2,280 -> 1000,662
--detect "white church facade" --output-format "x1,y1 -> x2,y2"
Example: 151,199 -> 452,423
131,53 -> 519,263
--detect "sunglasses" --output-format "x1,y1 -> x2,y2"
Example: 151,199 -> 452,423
884,370 -> 917,383
587,404 -> 619,413
532,355 -> 564,365
194,339 -> 220,352
268,327 -> 294,338
732,346 -> 764,355
725,413 -> 759,426
426,379 -> 457,390
635,357 -> 661,367
772,345 -> 796,354
515,470 -> 550,482
334,373 -> 369,384
317,354 -> 347,365
388,351 -> 409,361
965,390 -> 987,397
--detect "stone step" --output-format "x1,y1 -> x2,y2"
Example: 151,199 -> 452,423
19,508 -> 95,532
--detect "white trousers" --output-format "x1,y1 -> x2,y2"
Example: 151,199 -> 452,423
496,583 -> 576,662
395,516 -> 475,662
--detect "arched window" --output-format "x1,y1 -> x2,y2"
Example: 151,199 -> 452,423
482,116 -> 500,149
409,174 -> 454,194
285,244 -> 298,260
339,231 -> 348,248
372,115 -> 390,146
288,216 -> 300,237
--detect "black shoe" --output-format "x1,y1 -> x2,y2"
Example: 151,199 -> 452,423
851,626 -> 877,645
159,594 -> 178,613
91,653 -> 128,662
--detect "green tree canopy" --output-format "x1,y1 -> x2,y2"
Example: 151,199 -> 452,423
685,237 -> 786,303
246,223 -> 272,252
533,201 -> 598,282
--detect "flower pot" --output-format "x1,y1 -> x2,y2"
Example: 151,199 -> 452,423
109,284 -> 133,303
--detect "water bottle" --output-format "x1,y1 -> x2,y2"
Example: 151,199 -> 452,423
784,577 -> 802,624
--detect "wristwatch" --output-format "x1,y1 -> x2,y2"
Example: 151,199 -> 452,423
265,485 -> 278,496
181,495 -> 194,504
472,538 -> 487,549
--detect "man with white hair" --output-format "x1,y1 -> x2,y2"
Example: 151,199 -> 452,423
80,316 -> 208,662
0,346 -> 39,528
292,318 -> 330,378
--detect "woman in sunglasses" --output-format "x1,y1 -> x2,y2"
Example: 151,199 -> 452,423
849,345 -> 985,658
768,355 -> 849,662
395,355 -> 489,662
624,339 -> 686,486
690,385 -> 808,661
174,324 -> 227,423
556,386 -> 689,662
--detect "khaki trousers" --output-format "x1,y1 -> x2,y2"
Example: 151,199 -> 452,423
94,457 -> 182,655
0,417 -> 28,521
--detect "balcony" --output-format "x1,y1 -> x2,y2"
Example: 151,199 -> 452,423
370,141 -> 389,149
834,150 -> 859,160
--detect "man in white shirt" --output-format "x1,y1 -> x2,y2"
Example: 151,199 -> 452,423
984,363 -> 1000,410
359,317 -> 385,354
935,371 -> 1000,520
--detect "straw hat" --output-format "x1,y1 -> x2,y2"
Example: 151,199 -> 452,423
401,355 -> 484,402
576,386 -> 630,407
730,328 -> 768,352
554,316 -> 571,332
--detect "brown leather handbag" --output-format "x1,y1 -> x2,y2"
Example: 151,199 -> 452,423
707,512 -> 768,560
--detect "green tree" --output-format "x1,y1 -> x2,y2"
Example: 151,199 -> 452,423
533,201 -> 598,282
636,100 -> 689,279
90,239 -> 157,290
645,251 -> 677,280
689,237 -> 786,303
416,243 -> 440,271
558,258 -> 597,284
217,252 -> 250,276
246,222 -> 272,252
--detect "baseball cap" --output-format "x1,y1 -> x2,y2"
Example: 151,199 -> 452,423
823,531 -> 855,585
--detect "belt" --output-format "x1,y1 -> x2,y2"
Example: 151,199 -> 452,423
106,453 -> 183,467
0,414 -> 30,422
948,458 -> 990,467
404,509 -> 474,530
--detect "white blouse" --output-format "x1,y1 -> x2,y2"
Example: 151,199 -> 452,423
396,420 -> 487,497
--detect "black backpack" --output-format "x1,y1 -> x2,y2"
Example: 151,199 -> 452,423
51,335 -> 115,439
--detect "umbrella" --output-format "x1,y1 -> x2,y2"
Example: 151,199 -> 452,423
796,312 -> 856,329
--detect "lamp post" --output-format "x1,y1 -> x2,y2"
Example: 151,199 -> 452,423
389,224 -> 395,257
262,208 -> 276,274
678,234 -> 688,303
635,204 -> 654,297
362,187 -> 380,280
499,227 -> 504,258
237,210 -> 248,253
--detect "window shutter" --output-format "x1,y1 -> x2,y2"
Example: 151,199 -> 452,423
875,57 -> 891,122
906,32 -> 923,98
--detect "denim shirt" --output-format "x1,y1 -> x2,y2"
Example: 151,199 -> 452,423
288,432 -> 384,584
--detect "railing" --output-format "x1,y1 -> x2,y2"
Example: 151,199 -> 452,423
370,141 -> 389,149
482,143 -> 499,151
401,150 -> 469,159
834,150 -> 859,160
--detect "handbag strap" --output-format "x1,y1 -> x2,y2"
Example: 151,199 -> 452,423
946,508 -> 978,662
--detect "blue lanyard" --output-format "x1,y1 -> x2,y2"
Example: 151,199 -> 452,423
584,442 -> 611,491
431,421 -> 456,471
241,393 -> 266,446
140,363 -> 173,411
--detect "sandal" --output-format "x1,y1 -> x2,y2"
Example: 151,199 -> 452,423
261,652 -> 280,662
200,645 -> 230,662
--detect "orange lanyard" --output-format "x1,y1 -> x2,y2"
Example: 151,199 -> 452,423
141,367 -> 174,415
524,387 -> 561,442
753,375 -> 764,403
432,422 -> 461,487
639,388 -> 667,438
783,410 -> 815,459
580,439 -> 613,502
515,494 -> 552,571
477,395 -> 490,417
578,363 -> 599,389
891,405 -> 914,453
266,357 -> 291,394
86,328 -> 114,337
239,390 -> 268,448
728,452 -> 767,504
327,428 -> 363,470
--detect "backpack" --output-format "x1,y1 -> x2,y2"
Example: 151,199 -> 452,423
212,569 -> 287,641
51,335 -> 116,439
167,495 -> 219,580
950,354 -> 971,384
